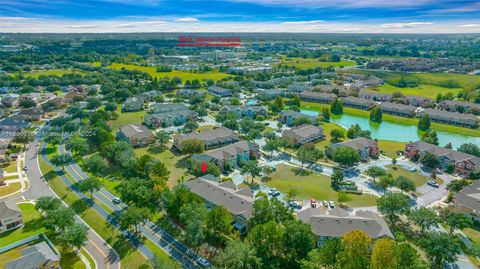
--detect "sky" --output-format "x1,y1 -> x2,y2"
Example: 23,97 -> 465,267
1,0 -> 479,33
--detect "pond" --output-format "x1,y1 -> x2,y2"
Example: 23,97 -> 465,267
300,109 -> 480,149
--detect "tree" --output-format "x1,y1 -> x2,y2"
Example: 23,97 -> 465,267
247,221 -> 284,266
420,232 -> 462,269
365,166 -> 386,183
321,107 -> 330,122
409,207 -> 439,233
331,169 -> 344,189
262,139 -> 279,158
180,139 -> 205,154
297,143 -> 324,170
283,220 -> 316,268
66,136 -> 89,156
392,157 -> 397,167
421,130 -> 439,145
83,155 -> 108,176
377,175 -> 395,193
189,160 -> 220,177
12,132 -> 34,147
104,102 -> 118,112
43,207 -> 75,234
370,107 -> 382,123
272,96 -> 284,112
418,114 -> 431,131
35,196 -> 61,212
103,141 -> 134,167
332,146 -> 360,167
59,223 -> 88,250
155,130 -> 170,149
301,238 -> 341,269
446,179 -> 470,192
458,143 -> 480,157
330,98 -> 343,115
183,120 -> 199,133
180,203 -> 207,251
439,209 -> 473,234
395,243 -> 422,269
78,177 -> 102,197
377,192 -> 411,223
337,191 -> 352,206
151,255 -> 181,269
241,160 -> 262,184
292,116 -> 312,126
396,176 -> 416,193
118,178 -> 160,207
119,206 -> 150,233
330,129 -> 345,142
336,230 -> 371,269
215,240 -> 262,269
262,165 -> 274,180
19,99 -> 37,108
371,238 -> 396,269
206,206 -> 234,246
287,189 -> 298,201
419,152 -> 440,169
51,153 -> 74,169
346,124 -> 371,139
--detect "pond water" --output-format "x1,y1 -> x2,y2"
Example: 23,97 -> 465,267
300,109 -> 480,149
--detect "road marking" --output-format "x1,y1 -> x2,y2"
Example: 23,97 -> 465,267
88,238 -> 110,269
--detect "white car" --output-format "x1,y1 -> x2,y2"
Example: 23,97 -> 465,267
112,197 -> 122,204
409,167 -> 417,172
328,201 -> 335,208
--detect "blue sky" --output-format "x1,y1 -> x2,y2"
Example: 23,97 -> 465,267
1,0 -> 479,33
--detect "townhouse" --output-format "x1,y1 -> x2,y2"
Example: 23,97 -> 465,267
326,137 -> 379,161
144,109 -> 197,128
405,140 -> 480,176
405,95 -> 434,108
340,96 -> 375,110
117,124 -> 154,147
151,103 -> 189,114
379,102 -> 416,117
219,105 -> 268,119
279,110 -> 317,127
439,100 -> 480,114
360,92 -> 392,102
282,124 -> 325,146
208,86 -> 232,97
184,175 -> 260,235
453,180 -> 480,221
191,140 -> 259,171
299,91 -> 337,104
173,127 -> 239,151
254,89 -> 286,101
0,201 -> 23,233
419,108 -> 478,128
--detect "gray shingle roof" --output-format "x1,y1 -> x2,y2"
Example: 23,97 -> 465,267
5,242 -> 60,269
0,201 -> 21,219
283,124 -> 323,140
119,124 -> 153,139
174,127 -> 238,147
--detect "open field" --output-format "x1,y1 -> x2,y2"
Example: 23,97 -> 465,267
267,164 -> 378,207
378,140 -> 406,158
22,69 -> 85,78
385,164 -> 430,187
279,57 -> 356,70
367,83 -> 462,99
107,104 -> 147,132
109,63 -> 230,81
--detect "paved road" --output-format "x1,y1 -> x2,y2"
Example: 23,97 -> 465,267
57,145 -> 204,269
20,140 -> 121,269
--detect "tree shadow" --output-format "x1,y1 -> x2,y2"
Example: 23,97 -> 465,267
59,249 -> 82,269
43,170 -> 57,182
22,218 -> 45,232
146,145 -> 166,154
292,167 -> 311,176
70,198 -> 93,215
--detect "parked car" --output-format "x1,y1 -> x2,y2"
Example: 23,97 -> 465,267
288,200 -> 302,209
268,188 -> 280,197
197,257 -> 210,268
310,199 -> 317,208
24,166 -> 28,171
427,180 -> 439,188
310,164 -> 323,173
409,167 -> 418,172
322,200 -> 328,207
112,197 -> 122,204
328,201 -> 335,208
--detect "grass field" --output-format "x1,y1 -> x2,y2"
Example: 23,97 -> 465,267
367,83 -> 462,99
315,121 -> 345,150
1,160 -> 18,173
300,101 -> 480,137
109,63 -> 230,82
22,69 -> 85,78
279,57 -> 356,70
107,105 -> 147,132
0,182 -> 21,197
385,164 -> 430,187
267,164 -> 378,207
378,140 -> 406,158
0,203 -> 46,247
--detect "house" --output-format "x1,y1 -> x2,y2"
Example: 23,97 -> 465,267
63,92 -> 87,103
0,117 -> 31,139
1,94 -> 19,107
208,86 -> 232,97
287,82 -> 310,93
380,102 -> 416,117
117,124 -> 154,147
282,124 -> 325,145
360,92 -> 392,102
453,180 -> 480,221
138,90 -> 161,102
419,108 -> 478,128
0,201 -> 23,233
405,95 -> 434,108
279,110 -> 316,127
405,141 -> 480,176
191,140 -> 259,171
150,103 -> 189,114
176,89 -> 205,97
17,108 -> 45,121
144,109 -> 197,128
299,91 -> 336,104
298,207 -> 392,245
219,105 -> 268,118
254,89 -> 286,100
439,100 -> 480,114
122,96 -> 144,112
341,96 -> 375,110
5,241 -> 61,269
363,76 -> 383,87
173,127 -> 239,151
184,175 -> 260,234
326,137 -> 379,161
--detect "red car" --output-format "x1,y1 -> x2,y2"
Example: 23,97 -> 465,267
310,199 -> 317,208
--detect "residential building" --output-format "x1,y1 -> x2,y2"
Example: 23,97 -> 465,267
405,140 -> 480,176
5,241 -> 61,269
282,124 -> 325,145
380,102 -> 416,117
326,137 -> 379,161
173,127 -> 239,151
1,94 -> 19,107
419,108 -> 478,128
405,95 -> 434,108
299,91 -> 336,104
439,100 -> 480,114
117,124 -> 154,147
151,103 -> 189,114
176,89 -> 205,97
279,110 -> 316,127
298,207 -> 392,245
219,105 -> 268,118
453,180 -> 480,221
341,96 -> 375,110
17,108 -> 45,121
0,201 -> 23,233
122,96 -> 144,112
287,82 -> 310,93
191,140 -> 259,171
144,109 -> 197,128
63,92 -> 87,103
208,86 -> 232,97
254,89 -> 286,100
184,175 -> 259,234
138,90 -> 161,102
360,92 -> 392,102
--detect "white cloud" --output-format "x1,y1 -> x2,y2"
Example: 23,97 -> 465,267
174,17 -> 199,22
458,24 -> 480,28
381,22 -> 433,28
281,20 -> 323,25
228,0 -> 444,8
68,25 -> 98,28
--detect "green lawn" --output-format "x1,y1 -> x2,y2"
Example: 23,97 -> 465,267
385,164 -> 430,187
22,69 -> 85,79
1,160 -> 18,173
109,63 -> 230,82
300,101 -> 480,137
267,164 -> 378,207
315,121 -> 345,150
278,57 -> 356,70
0,203 -> 46,247
367,83 -> 462,99
378,140 -> 406,158
134,147 -> 191,187
107,105 -> 147,133
0,182 -> 22,197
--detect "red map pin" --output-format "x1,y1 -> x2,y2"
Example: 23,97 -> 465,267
200,162 -> 209,173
